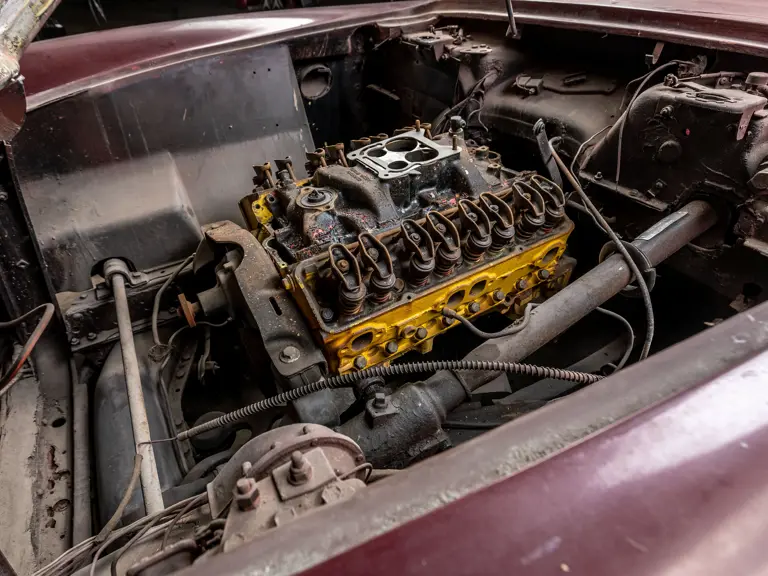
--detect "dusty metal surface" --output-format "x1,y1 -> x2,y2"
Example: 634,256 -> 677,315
19,0 -> 768,111
177,296 -> 768,576
301,342 -> 768,575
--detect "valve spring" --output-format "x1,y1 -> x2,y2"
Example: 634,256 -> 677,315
408,256 -> 434,286
516,213 -> 544,240
339,287 -> 366,315
463,234 -> 492,261
490,227 -> 516,252
543,205 -> 565,232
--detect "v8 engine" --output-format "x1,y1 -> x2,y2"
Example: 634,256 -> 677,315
230,122 -> 572,374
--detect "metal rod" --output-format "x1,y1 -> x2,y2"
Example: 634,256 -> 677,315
70,358 -> 92,544
107,260 -> 165,515
444,199 -> 718,392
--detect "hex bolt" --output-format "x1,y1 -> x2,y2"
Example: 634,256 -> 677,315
537,269 -> 552,280
385,341 -> 398,355
288,451 -> 312,485
373,392 -> 387,409
516,278 -> 529,291
468,302 -> 481,314
492,289 -> 505,302
320,308 -> 335,322
70,337 -> 80,346
442,316 -> 456,327
279,346 -> 301,364
353,356 -> 368,370
234,478 -> 260,510
415,327 -> 428,340
236,478 -> 251,495
87,332 -> 97,341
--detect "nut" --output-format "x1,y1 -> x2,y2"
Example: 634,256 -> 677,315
288,451 -> 312,485
233,478 -> 260,511
279,346 -> 301,364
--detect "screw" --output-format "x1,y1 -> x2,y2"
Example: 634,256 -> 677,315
516,278 -> 529,291
367,247 -> 379,260
492,289 -> 505,302
236,478 -> 251,495
410,233 -> 420,243
320,308 -> 335,322
279,346 -> 301,364
468,302 -> 480,314
538,269 -> 551,280
353,356 -> 368,370
385,341 -> 398,355
87,332 -> 97,341
70,337 -> 80,346
288,451 -> 312,485
594,172 -> 603,180
373,392 -> 387,409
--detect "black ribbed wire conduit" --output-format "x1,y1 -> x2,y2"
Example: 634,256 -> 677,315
177,360 -> 602,441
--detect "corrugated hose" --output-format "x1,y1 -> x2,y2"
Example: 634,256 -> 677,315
177,359 -> 602,440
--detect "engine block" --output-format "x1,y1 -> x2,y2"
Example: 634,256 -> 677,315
241,125 -> 574,374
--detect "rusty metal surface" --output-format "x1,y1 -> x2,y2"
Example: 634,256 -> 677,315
300,348 -> 768,575
20,0 -> 768,110
177,296 -> 768,576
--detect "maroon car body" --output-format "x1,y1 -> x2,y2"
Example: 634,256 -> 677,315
13,1 -> 768,575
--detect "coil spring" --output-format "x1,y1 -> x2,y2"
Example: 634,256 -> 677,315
178,360 -> 602,440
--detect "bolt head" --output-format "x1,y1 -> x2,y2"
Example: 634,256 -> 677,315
320,308 -> 335,322
594,171 -> 603,180
517,278 -> 529,291
415,327 -> 428,340
468,302 -> 481,314
87,332 -> 97,341
538,269 -> 551,280
385,341 -> 398,355
280,346 -> 301,364
0,192 -> 8,201
373,392 -> 387,409
367,247 -> 379,260
492,289 -> 505,302
337,259 -> 350,272
70,337 -> 80,346
288,450 -> 312,485
353,356 -> 368,370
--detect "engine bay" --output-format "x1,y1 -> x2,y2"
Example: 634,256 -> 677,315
7,9 -> 768,576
